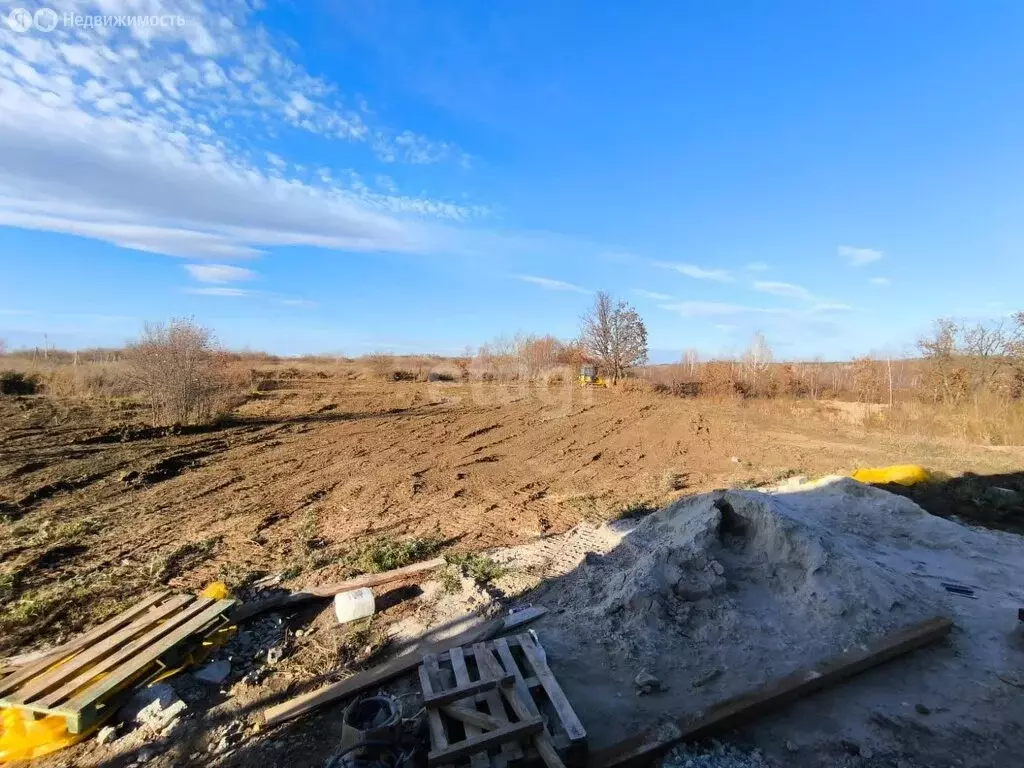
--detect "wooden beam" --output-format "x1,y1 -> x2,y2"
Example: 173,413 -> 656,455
448,646 -> 488,768
0,592 -> 169,695
518,633 -> 586,743
262,607 -> 547,727
424,673 -> 514,707
419,656 -> 451,763
588,616 -> 954,768
473,641 -> 523,762
441,705 -> 504,732
232,558 -> 446,622
428,717 -> 544,767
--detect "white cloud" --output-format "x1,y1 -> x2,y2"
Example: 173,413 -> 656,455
185,286 -> 251,297
655,262 -> 734,282
839,245 -> 883,266
744,262 -> 770,272
515,275 -> 591,294
0,0 -> 484,259
870,277 -> 891,287
632,289 -> 673,301
753,281 -> 814,301
808,303 -> 854,313
184,263 -> 257,283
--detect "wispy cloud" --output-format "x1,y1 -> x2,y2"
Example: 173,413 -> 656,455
654,262 -> 734,282
185,287 -> 252,297
514,275 -> 591,294
660,301 -> 852,318
184,264 -> 257,283
839,245 -> 883,266
744,262 -> 770,272
632,289 -> 673,301
870,277 -> 891,287
280,298 -> 318,308
753,281 -> 815,301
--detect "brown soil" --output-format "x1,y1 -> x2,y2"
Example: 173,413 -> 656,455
1,367 -> 1022,766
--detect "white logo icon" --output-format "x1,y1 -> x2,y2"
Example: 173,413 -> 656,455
6,7 -> 33,33
33,7 -> 58,32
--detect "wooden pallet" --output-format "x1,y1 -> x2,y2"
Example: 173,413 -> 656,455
419,634 -> 586,768
0,591 -> 235,733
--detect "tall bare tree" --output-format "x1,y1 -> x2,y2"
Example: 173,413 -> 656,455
741,331 -> 773,392
580,291 -> 648,384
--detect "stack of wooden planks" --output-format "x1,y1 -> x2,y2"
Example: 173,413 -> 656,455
0,591 -> 235,733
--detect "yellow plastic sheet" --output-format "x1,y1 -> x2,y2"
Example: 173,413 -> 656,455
851,464 -> 932,486
0,709 -> 91,763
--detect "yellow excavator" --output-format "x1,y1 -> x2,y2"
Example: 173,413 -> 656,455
578,364 -> 608,387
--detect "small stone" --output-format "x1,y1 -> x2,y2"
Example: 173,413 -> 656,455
633,669 -> 662,695
294,629 -> 304,637
840,740 -> 861,756
730,456 -> 740,463
266,646 -> 284,665
118,683 -> 186,731
194,660 -> 231,684
784,740 -> 799,753
915,703 -> 931,715
709,560 -> 725,576
691,668 -> 723,688
137,747 -> 154,763
97,725 -> 118,745
861,746 -> 874,759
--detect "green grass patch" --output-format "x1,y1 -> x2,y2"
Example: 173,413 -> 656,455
443,552 -> 506,592
345,535 -> 446,574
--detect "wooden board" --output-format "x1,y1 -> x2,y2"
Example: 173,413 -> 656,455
0,592 -> 235,733
450,647 -> 488,768
420,654 -> 452,768
263,607 -> 547,728
232,558 -> 446,621
428,718 -> 544,767
587,616 -> 954,768
517,634 -> 585,744
0,592 -> 169,696
473,641 -> 523,763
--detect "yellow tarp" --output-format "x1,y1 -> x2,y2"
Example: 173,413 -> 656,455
851,464 -> 932,486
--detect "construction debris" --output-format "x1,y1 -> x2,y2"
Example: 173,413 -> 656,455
262,606 -> 548,728
118,683 -> 187,732
193,660 -> 232,685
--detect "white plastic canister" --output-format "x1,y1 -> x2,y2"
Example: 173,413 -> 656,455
333,587 -> 376,624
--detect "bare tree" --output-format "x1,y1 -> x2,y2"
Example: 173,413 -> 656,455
682,348 -> 700,380
0,338 -> 6,355
127,318 -> 227,425
580,291 -> 649,384
741,332 -> 773,392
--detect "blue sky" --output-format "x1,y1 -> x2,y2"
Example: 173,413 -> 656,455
1,1 -> 1022,360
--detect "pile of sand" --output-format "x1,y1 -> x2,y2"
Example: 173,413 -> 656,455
549,480 -> 945,670
516,478 -> 1022,764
